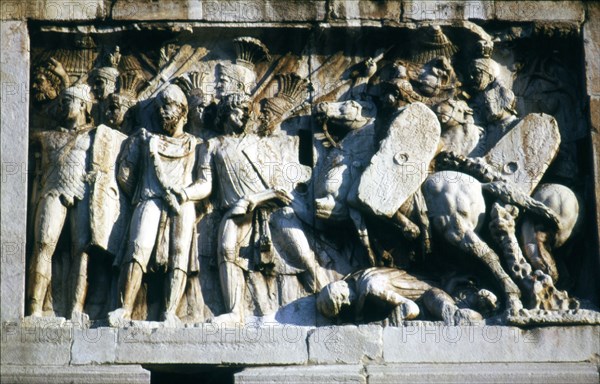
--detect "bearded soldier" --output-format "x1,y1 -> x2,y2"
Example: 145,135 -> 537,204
108,84 -> 204,326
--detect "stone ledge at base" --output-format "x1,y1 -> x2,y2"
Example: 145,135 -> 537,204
367,363 -> 600,384
234,363 -> 599,384
235,365 -> 366,384
1,323 -> 599,366
0,364 -> 150,384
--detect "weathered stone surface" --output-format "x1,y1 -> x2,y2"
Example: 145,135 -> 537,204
308,325 -> 382,364
111,0 -> 327,22
590,95 -> 600,298
0,364 -> 150,384
366,362 -> 599,384
0,21 -> 29,322
115,324 -> 310,365
330,0 -> 401,21
494,1 -> 585,22
235,365 -> 366,384
399,1 -> 585,23
584,3 -> 600,95
0,321 -> 72,366
358,102 -> 440,218
0,0 -> 105,20
484,113 -> 561,194
403,1 -> 493,21
71,327 -> 117,365
382,325 -> 600,363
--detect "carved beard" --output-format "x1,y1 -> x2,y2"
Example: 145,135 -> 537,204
257,115 -> 274,136
33,85 -> 55,103
160,110 -> 182,135
161,116 -> 179,135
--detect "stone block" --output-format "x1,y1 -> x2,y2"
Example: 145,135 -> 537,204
330,0 -> 401,21
382,325 -> 599,363
366,362 -> 599,384
308,325 -> 382,364
0,0 -> 105,20
115,324 -> 309,365
0,322 -> 72,366
402,0 -> 493,21
584,3 -> 600,95
0,21 -> 28,323
494,1 -> 584,22
235,365 -> 366,384
71,327 -> 118,365
0,364 -> 150,384
111,0 -> 327,22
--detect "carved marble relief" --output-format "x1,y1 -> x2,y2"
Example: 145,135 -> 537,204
26,22 -> 600,328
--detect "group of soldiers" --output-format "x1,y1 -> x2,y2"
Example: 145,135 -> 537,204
27,29 -> 588,327
28,36 -> 330,326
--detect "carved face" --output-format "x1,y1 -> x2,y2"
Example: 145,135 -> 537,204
157,94 -> 186,136
105,94 -> 131,128
92,75 -> 116,100
257,102 -> 276,136
58,93 -> 87,123
32,73 -> 58,103
188,95 -> 208,130
260,107 -> 274,126
216,73 -> 244,99
434,100 -> 471,127
380,85 -> 401,110
216,94 -> 250,135
316,280 -> 356,318
470,66 -> 494,92
227,105 -> 248,134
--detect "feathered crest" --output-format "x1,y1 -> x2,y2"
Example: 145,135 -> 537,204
174,71 -> 207,97
117,71 -> 144,100
408,26 -> 458,65
275,73 -> 309,105
260,73 -> 308,120
233,37 -> 271,69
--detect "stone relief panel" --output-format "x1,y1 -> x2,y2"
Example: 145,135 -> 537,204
25,22 -> 600,328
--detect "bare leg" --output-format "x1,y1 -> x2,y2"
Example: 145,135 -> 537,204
392,211 -> 420,241
489,203 -> 578,311
120,261 -> 144,316
454,224 -> 522,312
108,200 -> 161,326
69,250 -> 89,322
163,203 -> 195,323
70,196 -> 91,322
348,208 -> 377,266
28,194 -> 68,317
164,269 -> 187,315
214,215 -> 247,324
423,288 -> 483,325
271,208 -> 328,293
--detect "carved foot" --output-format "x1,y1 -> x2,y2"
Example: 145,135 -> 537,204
453,308 -> 483,325
70,309 -> 90,327
28,309 -> 43,318
161,311 -> 183,328
505,294 -> 524,315
108,308 -> 132,327
210,312 -> 243,328
399,300 -> 420,320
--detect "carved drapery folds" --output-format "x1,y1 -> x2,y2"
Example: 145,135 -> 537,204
25,23 -> 599,328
